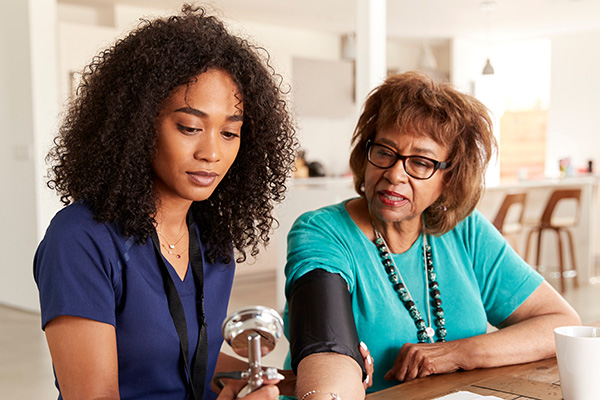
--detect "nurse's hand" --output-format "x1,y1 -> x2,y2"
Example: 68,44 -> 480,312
217,379 -> 281,400
359,341 -> 374,389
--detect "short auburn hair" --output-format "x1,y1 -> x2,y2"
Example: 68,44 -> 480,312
349,71 -> 496,235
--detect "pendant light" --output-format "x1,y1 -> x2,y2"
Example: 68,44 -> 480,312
482,58 -> 495,75
481,1 -> 496,75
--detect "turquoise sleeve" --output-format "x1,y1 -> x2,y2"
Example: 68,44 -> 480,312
468,210 -> 544,326
284,207 -> 356,297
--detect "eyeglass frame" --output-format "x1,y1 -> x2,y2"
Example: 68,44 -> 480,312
365,140 -> 450,180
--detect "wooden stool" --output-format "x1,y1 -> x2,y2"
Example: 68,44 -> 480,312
524,188 -> 581,292
492,192 -> 527,255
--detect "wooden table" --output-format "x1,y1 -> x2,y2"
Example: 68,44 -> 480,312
367,320 -> 600,400
367,357 -> 562,399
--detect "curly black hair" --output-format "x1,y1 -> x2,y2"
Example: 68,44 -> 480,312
47,4 -> 297,263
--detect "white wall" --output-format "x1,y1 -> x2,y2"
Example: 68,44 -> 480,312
57,22 -> 119,104
548,29 -> 600,176
0,0 -> 60,311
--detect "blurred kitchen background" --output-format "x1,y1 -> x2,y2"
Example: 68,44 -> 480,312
1,0 -> 599,398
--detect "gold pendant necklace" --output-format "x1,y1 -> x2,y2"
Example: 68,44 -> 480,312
157,221 -> 187,259
159,241 -> 188,259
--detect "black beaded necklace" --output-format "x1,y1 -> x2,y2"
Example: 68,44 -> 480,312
373,226 -> 447,343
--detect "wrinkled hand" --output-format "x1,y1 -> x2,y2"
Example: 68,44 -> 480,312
359,341 -> 374,389
384,341 -> 464,383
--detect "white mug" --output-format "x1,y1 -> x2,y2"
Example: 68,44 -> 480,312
554,326 -> 600,400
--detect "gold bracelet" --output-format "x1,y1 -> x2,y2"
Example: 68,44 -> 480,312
300,390 -> 341,400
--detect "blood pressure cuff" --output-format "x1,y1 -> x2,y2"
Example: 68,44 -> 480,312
288,269 -> 367,380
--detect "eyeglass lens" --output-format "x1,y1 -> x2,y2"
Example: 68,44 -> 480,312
368,143 -> 436,179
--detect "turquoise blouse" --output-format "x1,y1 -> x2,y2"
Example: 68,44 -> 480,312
283,199 -> 543,393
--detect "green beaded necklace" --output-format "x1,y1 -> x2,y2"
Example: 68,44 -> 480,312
373,226 -> 447,343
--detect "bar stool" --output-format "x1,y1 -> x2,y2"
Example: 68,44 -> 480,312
524,188 -> 581,292
492,192 -> 527,255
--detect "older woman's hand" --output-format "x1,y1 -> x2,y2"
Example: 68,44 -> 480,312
383,340 -> 466,382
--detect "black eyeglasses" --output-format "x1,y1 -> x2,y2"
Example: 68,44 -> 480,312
366,140 -> 449,180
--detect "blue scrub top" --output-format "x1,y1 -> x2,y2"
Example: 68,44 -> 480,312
34,202 -> 235,400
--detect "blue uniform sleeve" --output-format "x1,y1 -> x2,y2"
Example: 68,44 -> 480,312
34,206 -> 120,329
467,210 -> 544,326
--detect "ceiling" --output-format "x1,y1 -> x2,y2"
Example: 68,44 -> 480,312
60,0 -> 600,41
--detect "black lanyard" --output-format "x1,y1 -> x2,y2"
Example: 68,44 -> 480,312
151,213 -> 208,399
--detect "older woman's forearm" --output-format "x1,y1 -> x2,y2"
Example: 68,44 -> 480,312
459,312 -> 578,370
384,282 -> 580,382
459,281 -> 580,370
297,353 -> 365,400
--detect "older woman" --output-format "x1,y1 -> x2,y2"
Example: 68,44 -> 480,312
284,72 -> 580,400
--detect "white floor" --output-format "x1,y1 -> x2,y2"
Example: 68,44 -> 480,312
1,271 -> 599,399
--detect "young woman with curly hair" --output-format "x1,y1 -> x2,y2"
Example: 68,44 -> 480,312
34,5 -> 296,400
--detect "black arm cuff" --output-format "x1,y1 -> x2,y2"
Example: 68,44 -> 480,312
288,269 -> 367,379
